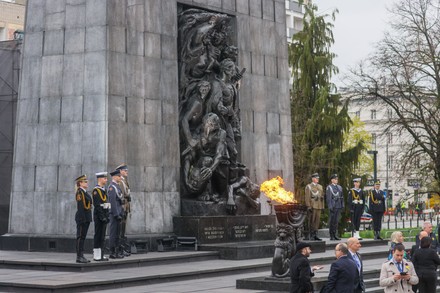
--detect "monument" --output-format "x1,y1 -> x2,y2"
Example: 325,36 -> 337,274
2,0 -> 293,252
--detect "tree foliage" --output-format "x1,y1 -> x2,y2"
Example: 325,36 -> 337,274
349,0 -> 440,190
289,2 -> 369,205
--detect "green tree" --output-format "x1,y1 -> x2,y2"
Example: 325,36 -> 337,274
289,2 -> 369,217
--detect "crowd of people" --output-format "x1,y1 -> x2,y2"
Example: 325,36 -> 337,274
74,164 -> 131,263
290,221 -> 440,293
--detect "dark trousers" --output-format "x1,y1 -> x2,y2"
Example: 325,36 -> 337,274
372,211 -> 383,231
120,213 -> 128,240
352,205 -> 363,230
418,273 -> 437,293
109,217 -> 121,249
76,222 -> 90,256
94,220 -> 107,249
329,208 -> 342,235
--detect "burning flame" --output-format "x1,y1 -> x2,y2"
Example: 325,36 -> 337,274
260,176 -> 296,204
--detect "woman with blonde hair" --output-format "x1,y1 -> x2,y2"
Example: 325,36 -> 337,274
388,231 -> 408,260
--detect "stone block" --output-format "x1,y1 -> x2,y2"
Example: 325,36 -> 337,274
254,132 -> 269,179
108,26 -> 126,53
126,55 -> 145,98
127,97 -> 145,124
65,28 -> 85,54
39,97 -> 61,123
126,191 -> 147,234
61,96 -> 83,123
276,22 -> 288,58
107,122 -> 128,165
108,52 -> 126,96
145,167 -> 163,192
144,0 -> 161,34
253,111 -> 267,134
160,60 -> 178,100
265,77 -> 280,113
249,18 -> 263,54
240,109 -> 253,132
59,123 -> 82,164
35,166 -> 58,192
266,112 -> 279,134
251,75 -> 266,111
277,57 -> 289,80
145,192 -> 164,233
108,0 -> 127,26
162,192 -> 180,231
85,25 -> 107,52
127,3 -> 144,30
280,113 -> 292,136
250,0 -> 262,18
45,12 -> 66,31
222,0 -> 236,12
144,58 -> 162,99
14,126 -> 37,164
46,0 -> 66,14
262,0 -> 274,21
67,0 -> 86,4
26,1 -> 45,32
16,98 -> 39,125
236,0 -> 249,14
81,121 -> 107,164
268,135 -> 281,170
65,3 -> 86,28
62,54 -> 85,96
278,79 -> 290,115
161,0 -> 177,37
144,125 -> 162,166
194,0 -> 208,5
108,95 -> 126,122
58,165 -> 82,192
36,124 -> 60,165
127,29 -> 144,56
161,125 -> 179,167
207,0 -> 222,9
163,167 -> 179,192
274,0 -> 285,24
144,99 -> 162,125
162,100 -> 177,126
264,55 -> 277,78
237,16 -> 251,52
161,35 -> 177,60
9,192 -> 34,233
280,134 -> 293,191
57,192 -> 76,235
239,131 -> 255,171
84,51 -> 106,95
126,124 -> 148,164
261,20 -> 276,56
44,29 -> 65,56
251,53 -> 264,76
124,165 -> 143,191
12,166 -> 35,192
86,0 -> 107,26
23,32 -> 43,57
34,192 -> 58,233
144,32 -> 161,58
41,55 -> 63,98
83,95 -> 106,121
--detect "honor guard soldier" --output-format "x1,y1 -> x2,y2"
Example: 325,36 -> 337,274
108,169 -> 125,259
92,172 -> 110,261
75,175 -> 92,263
304,173 -> 324,241
369,181 -> 385,240
326,174 -> 344,240
349,178 -> 365,240
116,164 -> 131,256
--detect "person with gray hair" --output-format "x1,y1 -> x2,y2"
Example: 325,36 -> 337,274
415,221 -> 439,253
323,243 -> 357,292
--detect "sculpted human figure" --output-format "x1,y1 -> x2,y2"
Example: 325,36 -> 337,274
227,175 -> 261,215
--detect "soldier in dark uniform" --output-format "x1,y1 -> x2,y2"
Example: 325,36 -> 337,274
116,164 -> 131,256
304,173 -> 324,241
92,172 -> 110,261
369,180 -> 385,240
75,175 -> 92,263
108,169 -> 125,259
326,174 -> 344,240
349,178 -> 365,240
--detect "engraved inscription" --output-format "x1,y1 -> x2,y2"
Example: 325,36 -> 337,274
255,224 -> 275,233
203,226 -> 225,240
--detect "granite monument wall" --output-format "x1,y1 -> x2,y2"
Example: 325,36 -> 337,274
8,0 -> 292,238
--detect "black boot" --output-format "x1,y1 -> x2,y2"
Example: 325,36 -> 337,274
101,248 -> 109,261
376,231 -> 383,240
116,247 -> 125,259
109,247 -> 117,259
334,233 -> 341,240
313,231 -> 322,241
330,232 -> 336,240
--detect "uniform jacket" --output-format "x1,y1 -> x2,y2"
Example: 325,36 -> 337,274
75,188 -> 92,224
108,181 -> 124,218
305,183 -> 324,210
92,186 -> 109,223
348,188 -> 365,212
369,189 -> 386,213
379,259 -> 418,293
324,255 -> 357,293
119,176 -> 131,213
290,253 -> 314,293
326,184 -> 344,210
346,251 -> 365,292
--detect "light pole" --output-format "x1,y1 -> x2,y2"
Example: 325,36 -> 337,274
367,150 -> 378,182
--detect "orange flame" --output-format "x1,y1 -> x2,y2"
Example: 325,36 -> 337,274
260,176 -> 296,204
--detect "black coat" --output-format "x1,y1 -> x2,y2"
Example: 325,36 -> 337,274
369,189 -> 385,213
346,251 -> 365,292
412,247 -> 440,278
290,253 -> 314,293
75,188 -> 92,224
92,186 -> 109,223
324,255 -> 357,293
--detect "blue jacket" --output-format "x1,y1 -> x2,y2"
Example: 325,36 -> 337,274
108,181 -> 124,218
326,184 -> 344,210
324,255 -> 357,293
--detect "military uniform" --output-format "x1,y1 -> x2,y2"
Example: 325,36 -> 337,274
92,172 -> 110,261
304,173 -> 324,241
116,164 -> 131,256
108,170 -> 125,258
349,178 -> 365,240
326,174 -> 344,240
75,175 -> 92,263
369,181 -> 385,240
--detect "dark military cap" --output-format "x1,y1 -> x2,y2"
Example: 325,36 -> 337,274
311,173 -> 319,178
110,169 -> 121,177
116,164 -> 128,171
95,172 -> 108,178
330,174 -> 338,180
353,178 -> 361,182
75,174 -> 87,182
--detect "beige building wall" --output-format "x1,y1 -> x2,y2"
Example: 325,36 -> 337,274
0,1 -> 25,41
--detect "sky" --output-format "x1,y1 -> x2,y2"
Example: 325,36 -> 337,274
313,0 -> 398,87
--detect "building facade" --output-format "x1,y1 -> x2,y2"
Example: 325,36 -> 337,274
0,0 -> 25,41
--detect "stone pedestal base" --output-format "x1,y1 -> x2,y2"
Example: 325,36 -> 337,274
173,215 -> 276,244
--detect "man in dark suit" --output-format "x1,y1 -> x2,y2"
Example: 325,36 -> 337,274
415,221 -> 439,253
290,242 -> 322,293
347,237 -> 365,293
324,243 -> 357,293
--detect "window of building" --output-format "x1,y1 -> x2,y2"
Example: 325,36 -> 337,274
371,109 -> 377,119
388,155 -> 394,170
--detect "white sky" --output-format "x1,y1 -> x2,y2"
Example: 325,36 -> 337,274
313,0 -> 398,87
